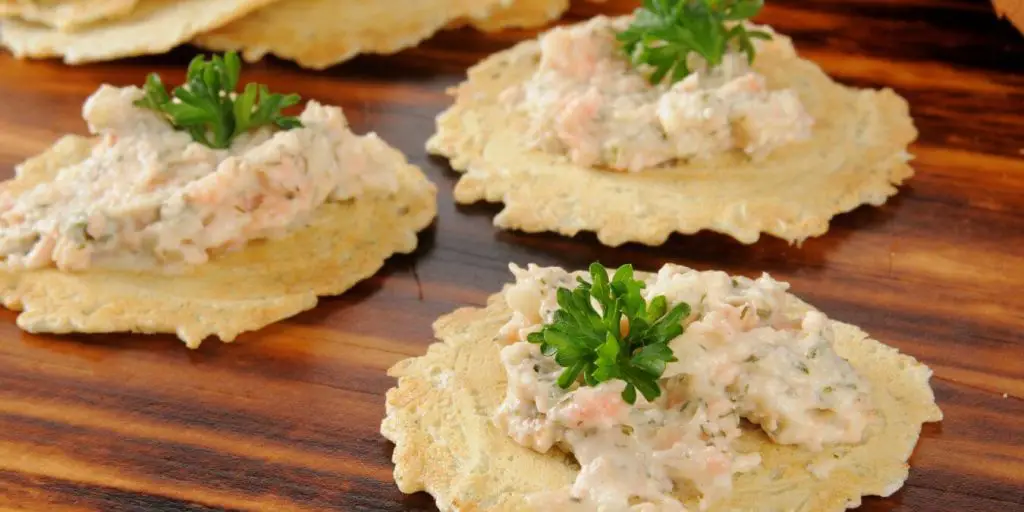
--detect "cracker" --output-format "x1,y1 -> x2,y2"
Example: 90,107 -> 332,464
426,18 -> 918,246
0,0 -> 280,64
192,0 -> 509,70
0,135 -> 437,348
381,273 -> 942,511
462,0 -> 569,32
0,0 -> 139,32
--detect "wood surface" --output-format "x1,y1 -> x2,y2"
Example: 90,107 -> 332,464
0,1 -> 1022,510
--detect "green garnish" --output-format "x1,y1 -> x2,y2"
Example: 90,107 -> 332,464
617,0 -> 772,84
134,51 -> 302,149
527,263 -> 690,405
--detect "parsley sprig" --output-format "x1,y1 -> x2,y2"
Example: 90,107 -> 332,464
617,0 -> 772,84
527,263 -> 690,405
134,51 -> 302,149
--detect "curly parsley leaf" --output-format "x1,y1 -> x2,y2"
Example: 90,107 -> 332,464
617,0 -> 773,85
134,51 -> 302,149
527,262 -> 690,404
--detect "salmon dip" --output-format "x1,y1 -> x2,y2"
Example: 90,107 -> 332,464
0,85 -> 399,272
500,16 -> 814,172
494,263 -> 872,511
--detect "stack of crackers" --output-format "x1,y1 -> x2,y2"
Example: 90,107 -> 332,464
0,0 -> 573,68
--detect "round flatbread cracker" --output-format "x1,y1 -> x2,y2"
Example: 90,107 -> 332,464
192,0 -> 509,70
460,0 -> 570,32
0,0 -> 280,64
459,0 -> 614,32
381,275 -> 942,511
0,134 -> 437,348
0,0 -> 139,32
426,18 -> 918,246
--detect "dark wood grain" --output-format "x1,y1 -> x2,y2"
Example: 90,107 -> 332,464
0,1 -> 1022,510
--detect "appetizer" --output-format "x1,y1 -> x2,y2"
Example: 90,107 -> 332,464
382,262 -> 941,511
428,1 -> 918,246
0,53 -> 437,348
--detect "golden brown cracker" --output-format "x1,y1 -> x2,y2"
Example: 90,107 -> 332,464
0,135 -> 437,348
427,19 -> 918,246
192,0 -> 508,70
463,0 -> 569,32
0,0 -> 280,64
381,275 -> 941,511
0,0 -> 139,32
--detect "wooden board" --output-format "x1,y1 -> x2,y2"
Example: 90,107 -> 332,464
0,1 -> 1021,510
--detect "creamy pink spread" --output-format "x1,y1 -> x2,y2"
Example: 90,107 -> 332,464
495,264 -> 872,511
0,85 -> 399,271
501,16 -> 814,172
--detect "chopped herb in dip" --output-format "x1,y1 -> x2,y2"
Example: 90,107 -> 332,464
495,263 -> 873,510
